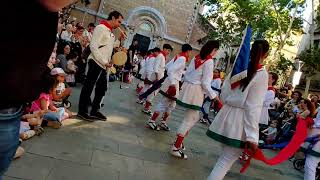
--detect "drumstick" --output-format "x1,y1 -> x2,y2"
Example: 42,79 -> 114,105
117,27 -> 127,39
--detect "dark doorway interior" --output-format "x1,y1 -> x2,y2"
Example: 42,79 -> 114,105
133,34 -> 151,53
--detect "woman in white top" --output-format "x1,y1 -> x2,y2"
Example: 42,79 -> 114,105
207,40 -> 270,180
170,40 -> 220,159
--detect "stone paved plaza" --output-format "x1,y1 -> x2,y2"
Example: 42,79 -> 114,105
4,81 -> 304,180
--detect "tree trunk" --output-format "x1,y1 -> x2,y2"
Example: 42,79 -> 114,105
304,76 -> 312,98
226,47 -> 233,74
272,4 -> 299,61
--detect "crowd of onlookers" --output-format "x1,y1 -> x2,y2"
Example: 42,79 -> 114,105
13,16 -> 320,172
255,84 -> 320,148
14,18 -> 97,159
13,16 -> 144,159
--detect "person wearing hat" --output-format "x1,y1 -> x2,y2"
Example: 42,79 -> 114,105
0,0 -> 75,178
78,11 -> 125,121
50,68 -> 72,109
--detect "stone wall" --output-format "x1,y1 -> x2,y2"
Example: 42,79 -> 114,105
70,0 -> 204,50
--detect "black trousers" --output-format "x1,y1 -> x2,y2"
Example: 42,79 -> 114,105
78,59 -> 107,113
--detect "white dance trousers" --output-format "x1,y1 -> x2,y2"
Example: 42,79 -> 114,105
304,155 -> 320,180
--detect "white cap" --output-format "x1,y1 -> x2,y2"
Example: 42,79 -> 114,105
50,67 -> 66,76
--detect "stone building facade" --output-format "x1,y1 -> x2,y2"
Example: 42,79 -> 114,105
70,0 -> 207,55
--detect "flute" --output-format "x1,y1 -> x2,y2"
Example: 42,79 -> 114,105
117,27 -> 127,39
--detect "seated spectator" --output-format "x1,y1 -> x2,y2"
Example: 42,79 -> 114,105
313,106 -> 320,128
282,109 -> 295,124
28,75 -> 70,129
60,24 -> 73,42
297,98 -> 315,119
47,43 -> 58,69
66,52 -> 78,86
284,91 -> 302,112
56,43 -> 71,73
50,68 -> 72,116
311,94 -> 319,109
261,120 -> 278,144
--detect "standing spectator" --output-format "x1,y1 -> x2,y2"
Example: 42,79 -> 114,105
56,43 -> 71,73
0,0 -> 75,178
124,39 -> 139,82
84,23 -> 95,42
71,26 -> 85,84
60,24 -> 73,42
78,11 -> 125,121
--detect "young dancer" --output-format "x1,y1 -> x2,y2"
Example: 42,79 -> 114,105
170,40 -> 220,159
147,44 -> 192,131
200,69 -> 222,124
136,49 -> 153,96
206,40 -> 270,180
142,44 -> 173,115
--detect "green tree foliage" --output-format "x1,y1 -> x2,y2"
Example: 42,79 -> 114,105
202,0 -> 305,63
269,54 -> 294,74
298,48 -> 320,77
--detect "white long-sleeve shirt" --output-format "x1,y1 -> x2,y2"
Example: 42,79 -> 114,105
211,78 -> 222,93
60,30 -> 72,42
138,57 -> 146,78
88,24 -> 115,69
184,58 -> 217,100
153,53 -> 166,79
145,56 -> 156,79
209,68 -> 268,144
167,56 -> 187,85
259,89 -> 276,125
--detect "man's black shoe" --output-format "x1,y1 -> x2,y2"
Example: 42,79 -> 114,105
77,112 -> 96,122
90,111 -> 107,121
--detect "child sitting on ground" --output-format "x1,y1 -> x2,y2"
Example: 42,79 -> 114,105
50,68 -> 72,114
261,120 -> 278,144
20,110 -> 47,140
29,74 -> 70,128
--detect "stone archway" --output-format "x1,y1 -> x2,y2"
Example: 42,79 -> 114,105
123,6 -> 167,49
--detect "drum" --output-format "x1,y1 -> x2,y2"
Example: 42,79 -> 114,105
112,51 -> 127,66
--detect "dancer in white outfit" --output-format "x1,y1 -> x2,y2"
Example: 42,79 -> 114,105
142,44 -> 173,115
136,49 -> 155,104
147,44 -> 192,131
170,40 -> 220,159
206,40 -> 270,180
136,50 -> 153,95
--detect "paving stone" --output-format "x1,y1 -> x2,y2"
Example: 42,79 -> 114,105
46,160 -> 118,180
143,160 -> 195,180
91,149 -> 144,174
27,138 -> 93,165
5,81 -> 306,180
118,142 -> 171,164
2,176 -> 26,180
5,153 -> 56,180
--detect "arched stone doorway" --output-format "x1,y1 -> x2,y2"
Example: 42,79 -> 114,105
123,6 -> 167,51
